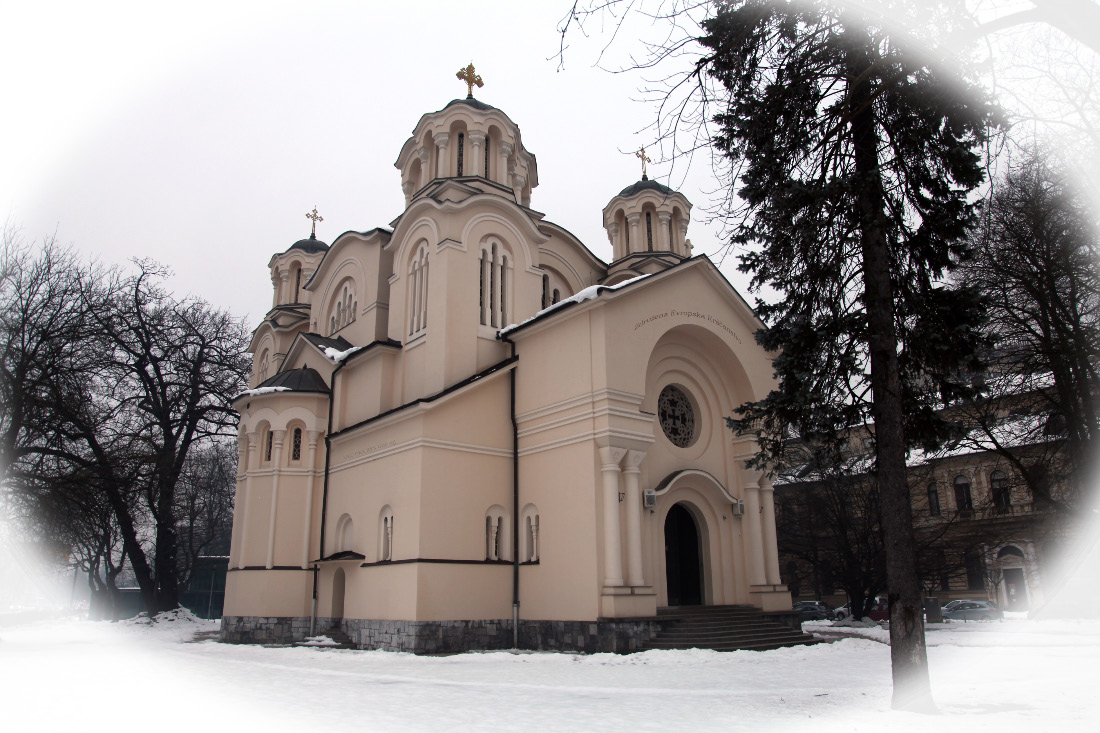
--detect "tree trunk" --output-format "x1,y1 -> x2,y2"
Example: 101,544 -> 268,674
847,32 -> 935,713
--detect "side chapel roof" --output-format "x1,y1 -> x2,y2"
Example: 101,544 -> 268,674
255,366 -> 330,394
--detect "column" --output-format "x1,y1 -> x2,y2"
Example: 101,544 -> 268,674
598,446 -> 627,587
229,434 -> 249,568
434,132 -> 450,178
237,435 -> 259,569
626,213 -> 641,255
607,222 -> 621,260
468,131 -> 485,177
743,478 -> 767,586
657,211 -> 672,253
265,429 -> 285,569
622,450 -> 647,587
417,148 -> 430,188
278,269 -> 289,306
498,141 -> 513,189
760,481 -> 782,585
300,430 -> 321,569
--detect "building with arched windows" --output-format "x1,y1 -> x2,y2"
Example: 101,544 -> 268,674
222,90 -> 795,652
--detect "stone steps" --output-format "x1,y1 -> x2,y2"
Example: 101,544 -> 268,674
640,605 -> 820,653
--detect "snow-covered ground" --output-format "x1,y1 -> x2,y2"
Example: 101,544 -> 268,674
2,611 -> 1097,732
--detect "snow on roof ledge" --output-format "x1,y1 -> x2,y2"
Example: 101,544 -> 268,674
324,345 -> 364,363
499,274 -> 650,336
236,386 -> 291,398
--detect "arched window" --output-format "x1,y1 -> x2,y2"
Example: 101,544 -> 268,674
328,279 -> 358,336
552,288 -> 560,305
484,138 -> 491,178
485,505 -> 510,561
379,506 -> 394,561
954,475 -> 973,513
991,470 -> 1010,508
294,267 -> 302,303
645,211 -> 654,251
291,428 -> 302,462
521,504 -> 540,563
335,513 -> 354,553
479,240 -> 510,328
541,273 -> 550,310
257,349 -> 270,383
408,245 -> 429,337
264,430 -> 273,463
457,132 -> 465,176
927,482 -> 940,516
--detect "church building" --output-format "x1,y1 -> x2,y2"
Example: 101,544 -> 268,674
222,68 -> 792,653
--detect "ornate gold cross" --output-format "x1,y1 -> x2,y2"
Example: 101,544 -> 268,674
635,147 -> 652,178
306,206 -> 323,237
457,63 -> 484,98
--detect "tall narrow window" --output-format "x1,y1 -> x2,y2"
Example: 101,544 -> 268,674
481,241 -> 509,330
542,274 -> 550,310
480,251 -> 488,325
965,549 -> 984,590
500,255 -> 508,326
265,431 -> 273,462
991,470 -> 1010,508
490,243 -> 499,327
954,475 -> 973,512
291,428 -> 302,461
927,482 -> 940,516
646,211 -> 654,251
294,269 -> 302,303
409,246 -> 429,336
484,139 -> 490,178
457,132 -> 465,176
552,288 -> 560,305
380,507 -> 394,562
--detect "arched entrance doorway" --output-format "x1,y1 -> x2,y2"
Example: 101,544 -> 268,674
665,503 -> 703,606
331,567 -> 346,626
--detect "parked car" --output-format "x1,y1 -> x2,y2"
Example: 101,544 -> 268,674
834,597 -> 889,621
942,599 -> 979,612
793,601 -> 835,621
792,601 -> 829,622
942,600 -> 1002,622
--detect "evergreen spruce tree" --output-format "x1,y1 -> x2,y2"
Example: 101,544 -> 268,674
704,1 -> 994,711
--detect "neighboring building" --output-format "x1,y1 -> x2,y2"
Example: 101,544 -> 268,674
776,413 -> 1072,613
222,81 -> 791,653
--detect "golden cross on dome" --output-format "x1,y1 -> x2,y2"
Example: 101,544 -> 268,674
457,63 -> 484,98
635,147 -> 652,178
305,206 -> 323,237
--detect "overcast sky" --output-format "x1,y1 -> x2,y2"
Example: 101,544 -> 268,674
2,1 -> 723,321
2,1 -> 1095,323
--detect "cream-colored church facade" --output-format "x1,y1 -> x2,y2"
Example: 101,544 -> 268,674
222,90 -> 791,653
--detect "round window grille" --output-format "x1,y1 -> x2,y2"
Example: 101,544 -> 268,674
658,385 -> 697,448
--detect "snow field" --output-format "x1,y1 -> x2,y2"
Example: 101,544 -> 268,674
1,615 -> 1097,732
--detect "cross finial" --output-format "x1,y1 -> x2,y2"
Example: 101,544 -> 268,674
305,206 -> 323,238
635,147 -> 652,179
457,63 -> 484,99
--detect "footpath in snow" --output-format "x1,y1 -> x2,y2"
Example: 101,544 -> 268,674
1,610 -> 1098,732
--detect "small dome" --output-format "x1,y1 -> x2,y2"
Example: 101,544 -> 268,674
288,233 -> 329,254
442,97 -> 498,113
256,366 -> 330,393
618,176 -> 675,197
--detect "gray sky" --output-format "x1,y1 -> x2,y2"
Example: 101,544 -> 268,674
3,1 -> 1095,322
2,0 -> 736,322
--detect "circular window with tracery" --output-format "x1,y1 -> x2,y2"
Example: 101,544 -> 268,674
658,384 -> 697,448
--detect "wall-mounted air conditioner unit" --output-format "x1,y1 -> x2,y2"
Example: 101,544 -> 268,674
643,489 -> 657,509
731,499 -> 745,516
